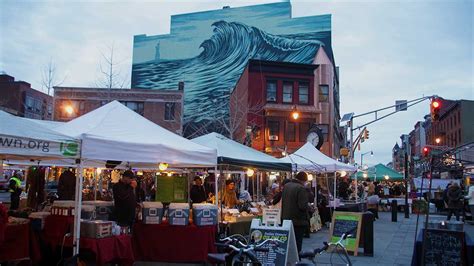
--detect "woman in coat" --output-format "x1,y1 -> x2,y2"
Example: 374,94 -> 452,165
446,182 -> 463,221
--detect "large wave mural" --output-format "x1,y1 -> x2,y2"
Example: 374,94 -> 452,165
132,2 -> 332,137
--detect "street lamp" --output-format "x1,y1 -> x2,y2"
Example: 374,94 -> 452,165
360,151 -> 374,168
64,105 -> 74,116
291,106 -> 300,120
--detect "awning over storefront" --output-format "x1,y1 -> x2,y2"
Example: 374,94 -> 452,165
192,132 -> 292,171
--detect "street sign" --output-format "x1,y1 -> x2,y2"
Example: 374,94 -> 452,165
395,100 -> 408,111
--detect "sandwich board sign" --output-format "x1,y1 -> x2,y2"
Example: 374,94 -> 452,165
329,211 -> 362,256
249,219 -> 298,266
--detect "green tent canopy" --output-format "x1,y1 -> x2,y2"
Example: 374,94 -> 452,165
351,163 -> 404,181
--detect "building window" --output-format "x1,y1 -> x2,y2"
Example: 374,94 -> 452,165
268,121 -> 280,140
283,82 -> 293,103
298,82 -> 309,104
25,96 -> 34,111
319,85 -> 329,102
286,122 -> 296,142
266,81 -> 277,102
164,102 -> 175,121
299,123 -> 310,142
34,99 -> 42,112
121,101 -> 144,115
47,105 -> 52,116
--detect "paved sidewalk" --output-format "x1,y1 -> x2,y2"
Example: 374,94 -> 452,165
302,211 -> 474,266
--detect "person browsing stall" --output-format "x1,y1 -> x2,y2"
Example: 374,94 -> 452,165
112,170 -> 137,227
190,176 -> 207,203
221,179 -> 239,208
281,172 -> 310,253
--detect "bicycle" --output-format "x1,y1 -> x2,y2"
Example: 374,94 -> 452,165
208,235 -> 280,266
296,231 -> 353,266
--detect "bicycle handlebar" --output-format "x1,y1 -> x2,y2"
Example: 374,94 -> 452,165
216,238 -> 280,253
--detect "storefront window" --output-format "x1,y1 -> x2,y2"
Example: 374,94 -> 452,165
268,121 -> 279,140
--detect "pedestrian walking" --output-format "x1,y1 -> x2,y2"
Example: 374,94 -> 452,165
281,172 -> 310,253
446,182 -> 463,221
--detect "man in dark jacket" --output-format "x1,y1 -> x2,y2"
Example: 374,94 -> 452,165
113,170 -> 136,227
190,176 -> 207,203
58,169 -> 76,200
446,182 -> 463,221
281,172 -> 309,253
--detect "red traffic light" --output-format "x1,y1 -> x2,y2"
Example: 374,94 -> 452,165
422,147 -> 430,157
430,97 -> 441,121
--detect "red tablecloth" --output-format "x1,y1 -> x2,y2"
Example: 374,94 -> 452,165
42,215 -> 74,248
0,223 -> 41,262
67,235 -> 134,266
132,222 -> 217,262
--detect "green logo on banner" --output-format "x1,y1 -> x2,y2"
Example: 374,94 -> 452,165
60,141 -> 79,157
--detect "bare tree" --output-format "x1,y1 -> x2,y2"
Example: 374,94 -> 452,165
215,94 -> 265,143
96,43 -> 127,89
41,58 -> 66,95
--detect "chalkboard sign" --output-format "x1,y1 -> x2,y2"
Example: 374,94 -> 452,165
423,229 -> 465,266
330,211 -> 362,255
155,175 -> 188,203
250,219 -> 298,266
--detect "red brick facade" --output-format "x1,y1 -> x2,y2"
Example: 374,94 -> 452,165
0,74 -> 53,120
53,86 -> 184,135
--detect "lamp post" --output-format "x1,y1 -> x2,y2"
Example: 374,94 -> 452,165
356,151 -> 373,201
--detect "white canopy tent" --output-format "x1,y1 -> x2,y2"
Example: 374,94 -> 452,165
54,100 -> 217,168
280,142 -> 357,173
0,110 -> 79,161
52,101 -> 217,254
280,142 -> 357,209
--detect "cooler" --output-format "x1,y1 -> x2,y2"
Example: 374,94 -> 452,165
193,203 -> 218,226
168,203 -> 189,226
80,220 -> 113,238
83,201 -> 114,220
29,212 -> 50,231
142,202 -> 164,224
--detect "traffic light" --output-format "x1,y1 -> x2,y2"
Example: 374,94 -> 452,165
430,97 -> 441,121
422,146 -> 430,157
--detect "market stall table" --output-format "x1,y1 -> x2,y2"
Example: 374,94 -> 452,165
132,222 -> 216,263
41,215 -> 74,248
0,222 -> 41,263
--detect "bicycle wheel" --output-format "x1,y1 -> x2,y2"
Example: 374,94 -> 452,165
315,244 -> 352,266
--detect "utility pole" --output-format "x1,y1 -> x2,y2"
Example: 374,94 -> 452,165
404,152 -> 409,218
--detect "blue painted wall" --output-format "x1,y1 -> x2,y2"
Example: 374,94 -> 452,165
132,2 -> 332,136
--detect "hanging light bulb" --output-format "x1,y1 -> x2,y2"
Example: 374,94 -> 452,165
167,172 -> 173,177
307,173 -> 314,181
339,171 -> 347,177
246,168 -> 255,177
96,168 -> 102,174
384,175 -> 390,180
158,162 -> 168,171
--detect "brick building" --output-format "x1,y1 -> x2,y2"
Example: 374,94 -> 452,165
0,74 -> 53,120
53,85 -> 184,135
425,99 -> 474,148
230,58 -> 344,158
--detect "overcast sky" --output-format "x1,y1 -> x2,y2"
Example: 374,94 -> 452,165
1,0 -> 472,166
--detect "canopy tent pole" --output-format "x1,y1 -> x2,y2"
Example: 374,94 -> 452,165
94,168 -> 97,201
334,171 -> 337,213
73,158 -> 84,255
